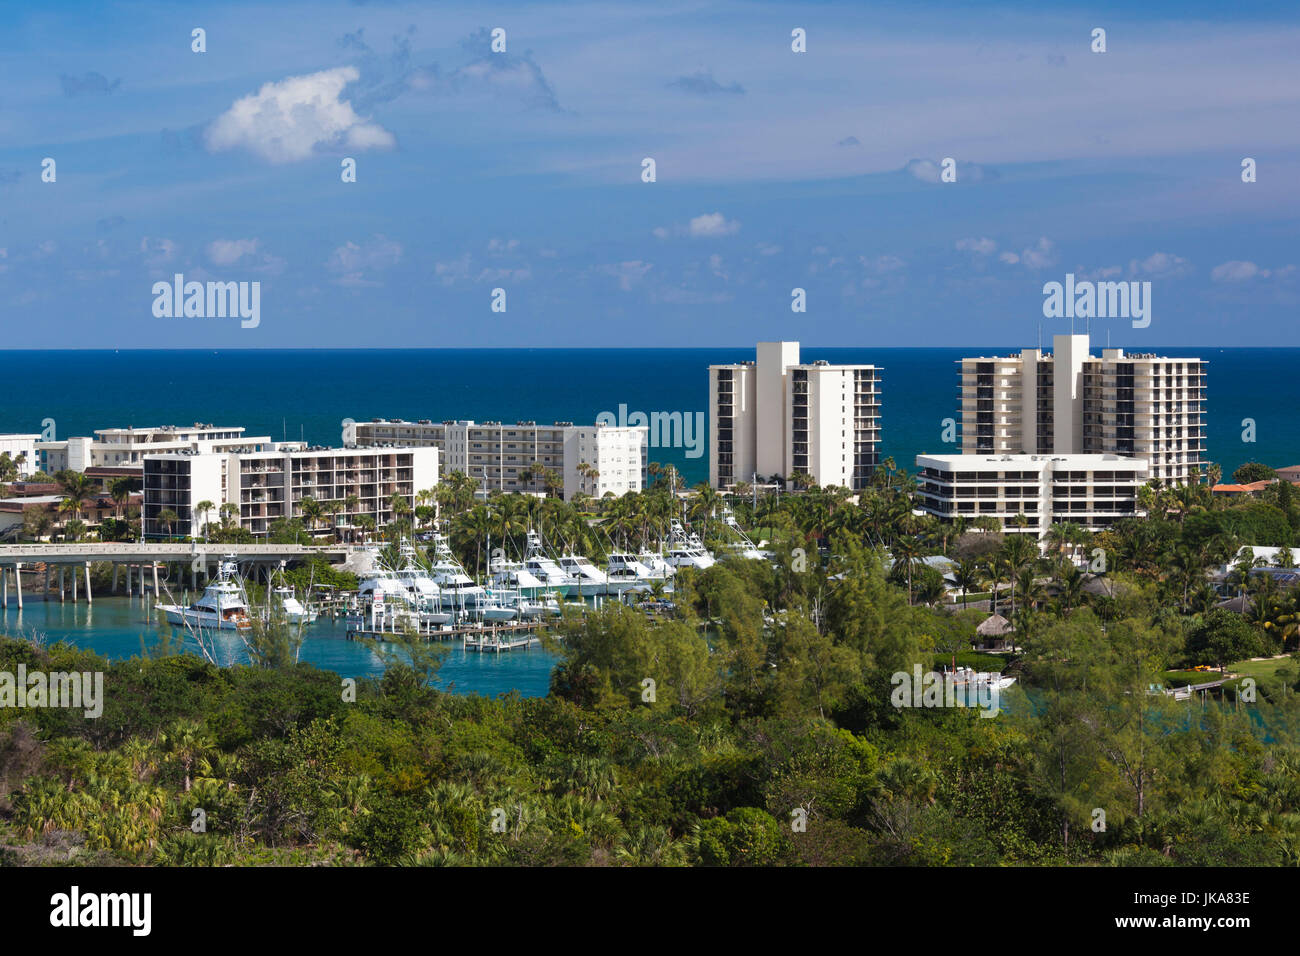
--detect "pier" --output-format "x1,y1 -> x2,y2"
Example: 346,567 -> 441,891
0,542 -> 348,607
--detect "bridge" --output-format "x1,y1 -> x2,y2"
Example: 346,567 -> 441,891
0,542 -> 353,608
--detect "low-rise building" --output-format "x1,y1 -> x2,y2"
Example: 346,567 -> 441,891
347,417 -> 646,500
915,452 -> 1148,538
1211,480 -> 1274,498
0,435 -> 40,478
38,423 -> 295,473
142,445 -> 438,539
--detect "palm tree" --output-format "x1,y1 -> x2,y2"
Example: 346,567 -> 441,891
55,470 -> 96,528
317,499 -> 341,541
576,462 -> 600,498
218,502 -> 240,533
953,557 -> 983,609
892,535 -> 923,605
985,552 -> 1011,616
194,499 -> 215,541
159,719 -> 216,793
298,496 -> 324,535
388,492 -> 411,528
110,477 -> 136,521
1002,534 -> 1038,618
156,507 -> 179,538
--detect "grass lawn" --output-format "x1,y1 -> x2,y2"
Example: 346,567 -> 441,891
1164,655 -> 1297,688
1225,656 -> 1297,682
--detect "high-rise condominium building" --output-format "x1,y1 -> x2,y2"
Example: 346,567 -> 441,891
958,334 -> 1206,485
709,341 -> 881,491
347,418 -> 645,501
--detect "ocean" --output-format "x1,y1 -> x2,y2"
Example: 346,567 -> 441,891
0,346 -> 1290,696
0,347 -> 1291,484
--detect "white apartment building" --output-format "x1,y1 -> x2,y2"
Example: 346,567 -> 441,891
709,342 -> 881,491
0,434 -> 40,478
347,418 -> 646,500
562,424 -> 644,500
915,452 -> 1148,538
958,334 -> 1206,485
39,424 -> 293,474
143,445 -> 438,538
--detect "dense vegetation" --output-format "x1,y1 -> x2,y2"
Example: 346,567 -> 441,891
4,461 -> 1300,866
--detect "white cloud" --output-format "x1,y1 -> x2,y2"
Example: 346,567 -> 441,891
1130,251 -> 1190,277
655,212 -> 740,239
1211,260 -> 1269,282
487,238 -> 521,254
1014,237 -> 1056,270
956,237 -> 997,255
327,235 -> 402,285
689,212 -> 740,238
205,67 -> 395,164
999,252 -> 1019,264
862,254 -> 906,273
600,260 -> 653,290
208,238 -> 259,266
140,237 -> 177,268
435,253 -> 472,285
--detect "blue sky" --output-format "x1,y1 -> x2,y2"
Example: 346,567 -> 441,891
1,0 -> 1297,348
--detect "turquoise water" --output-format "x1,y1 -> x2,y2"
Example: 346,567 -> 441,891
0,595 -> 559,698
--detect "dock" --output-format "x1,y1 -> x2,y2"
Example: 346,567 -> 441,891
345,618 -> 544,644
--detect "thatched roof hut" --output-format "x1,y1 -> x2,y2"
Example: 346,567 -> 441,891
977,613 -> 1014,637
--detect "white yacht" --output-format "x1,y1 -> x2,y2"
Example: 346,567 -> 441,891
159,557 -> 251,631
491,555 -> 550,600
558,553 -> 608,596
605,552 -> 658,594
429,533 -> 487,610
393,542 -> 444,608
664,520 -> 716,571
357,551 -> 411,604
637,548 -> 677,581
518,592 -> 563,618
269,585 -> 317,624
945,666 -> 1017,691
719,507 -> 769,561
522,530 -> 572,597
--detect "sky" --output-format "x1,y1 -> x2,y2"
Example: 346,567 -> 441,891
0,0 -> 1297,348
